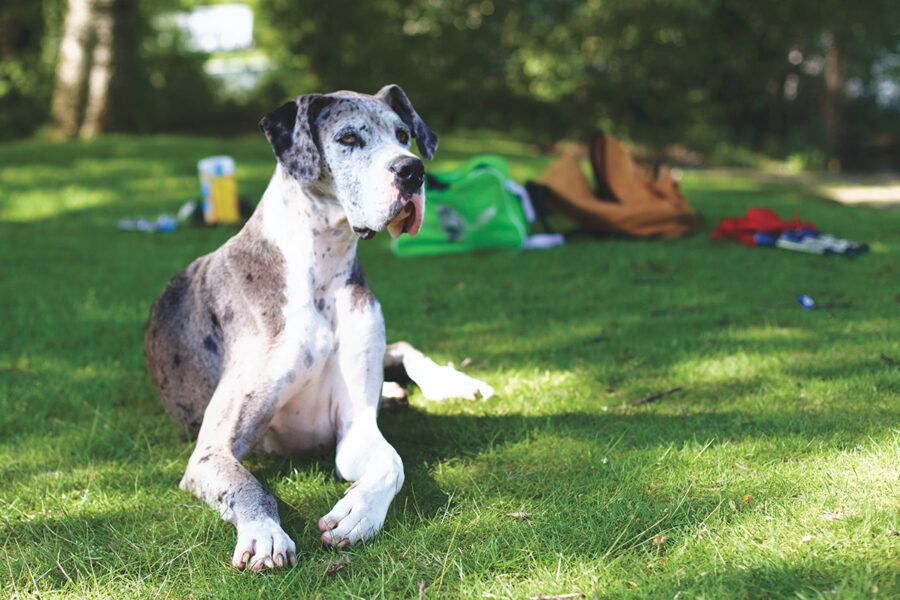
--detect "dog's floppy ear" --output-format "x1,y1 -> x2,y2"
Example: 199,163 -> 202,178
260,94 -> 330,184
375,84 -> 438,160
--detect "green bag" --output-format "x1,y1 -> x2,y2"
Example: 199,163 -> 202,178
391,154 -> 530,257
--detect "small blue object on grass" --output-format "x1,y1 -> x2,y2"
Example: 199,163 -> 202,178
797,294 -> 816,310
118,214 -> 178,233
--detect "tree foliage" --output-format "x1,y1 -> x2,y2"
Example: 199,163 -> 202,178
258,0 -> 900,158
0,0 -> 66,139
3,0 -> 899,161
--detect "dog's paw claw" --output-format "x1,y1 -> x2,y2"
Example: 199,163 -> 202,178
318,483 -> 390,547
232,519 -> 296,571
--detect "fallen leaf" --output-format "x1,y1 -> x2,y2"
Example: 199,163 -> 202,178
742,494 -> 752,504
659,557 -> 668,568
626,580 -> 638,588
507,512 -> 533,519
325,557 -> 350,576
651,534 -> 666,545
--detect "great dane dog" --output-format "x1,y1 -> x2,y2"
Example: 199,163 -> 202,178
144,85 -> 493,570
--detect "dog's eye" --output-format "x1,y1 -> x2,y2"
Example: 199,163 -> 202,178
339,133 -> 359,146
396,130 -> 409,145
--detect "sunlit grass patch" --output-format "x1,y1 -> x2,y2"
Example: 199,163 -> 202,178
1,134 -> 898,599
0,186 -> 116,221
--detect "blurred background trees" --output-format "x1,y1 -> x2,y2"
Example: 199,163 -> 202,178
2,0 -> 899,168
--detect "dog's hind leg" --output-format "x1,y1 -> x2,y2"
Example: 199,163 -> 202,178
384,341 -> 494,401
179,363 -> 297,570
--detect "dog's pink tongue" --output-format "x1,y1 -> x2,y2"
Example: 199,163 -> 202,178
403,193 -> 424,237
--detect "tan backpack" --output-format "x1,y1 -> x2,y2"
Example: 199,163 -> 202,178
532,132 -> 698,238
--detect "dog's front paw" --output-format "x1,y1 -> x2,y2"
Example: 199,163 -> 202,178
232,518 -> 297,570
318,482 -> 392,548
416,364 -> 494,401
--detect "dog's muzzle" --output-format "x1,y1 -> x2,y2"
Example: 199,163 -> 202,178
385,156 -> 425,239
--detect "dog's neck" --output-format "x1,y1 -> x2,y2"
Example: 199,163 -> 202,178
257,164 -> 361,289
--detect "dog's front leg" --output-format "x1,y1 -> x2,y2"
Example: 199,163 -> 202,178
180,367 -> 297,570
318,292 -> 404,547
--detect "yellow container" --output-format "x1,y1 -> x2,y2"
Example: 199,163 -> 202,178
198,155 -> 240,224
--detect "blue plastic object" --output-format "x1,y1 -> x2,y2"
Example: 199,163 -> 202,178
797,294 -> 816,310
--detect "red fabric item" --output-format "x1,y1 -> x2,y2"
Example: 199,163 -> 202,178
710,208 -> 817,247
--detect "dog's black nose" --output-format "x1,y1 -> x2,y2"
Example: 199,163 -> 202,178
389,156 -> 425,194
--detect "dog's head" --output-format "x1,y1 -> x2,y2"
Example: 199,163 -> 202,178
259,85 -> 438,239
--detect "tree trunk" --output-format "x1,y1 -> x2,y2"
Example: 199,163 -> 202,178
50,0 -> 93,138
822,34 -> 842,154
79,0 -> 115,138
50,0 -> 137,139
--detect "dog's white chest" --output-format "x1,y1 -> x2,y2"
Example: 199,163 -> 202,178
257,306 -> 339,454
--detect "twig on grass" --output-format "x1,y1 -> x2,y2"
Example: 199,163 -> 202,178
418,579 -> 427,600
630,387 -> 683,406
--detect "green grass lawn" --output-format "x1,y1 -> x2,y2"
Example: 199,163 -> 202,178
1,133 -> 898,599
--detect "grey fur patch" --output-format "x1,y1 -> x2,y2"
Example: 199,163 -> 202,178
227,217 -> 288,338
145,258 -> 222,438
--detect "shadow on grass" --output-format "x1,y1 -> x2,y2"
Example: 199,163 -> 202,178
2,136 -> 898,597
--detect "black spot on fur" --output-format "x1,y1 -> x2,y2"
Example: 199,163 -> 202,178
317,298 -> 325,311
346,257 -> 367,287
346,257 -> 375,311
304,351 -> 313,368
155,269 -> 190,316
173,354 -> 182,366
198,454 -> 211,464
203,335 -> 219,355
